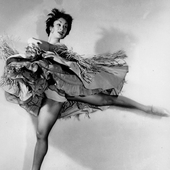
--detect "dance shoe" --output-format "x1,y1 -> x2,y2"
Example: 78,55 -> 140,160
147,106 -> 170,117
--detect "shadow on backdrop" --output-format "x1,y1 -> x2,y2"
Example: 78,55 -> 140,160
50,109 -> 122,170
48,106 -> 161,170
54,0 -> 64,5
95,27 -> 138,56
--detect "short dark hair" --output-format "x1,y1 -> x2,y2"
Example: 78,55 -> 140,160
46,8 -> 73,37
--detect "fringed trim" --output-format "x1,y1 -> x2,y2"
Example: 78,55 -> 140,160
0,36 -> 19,60
0,66 -> 16,87
0,36 -> 20,87
53,46 -> 128,84
53,46 -> 98,83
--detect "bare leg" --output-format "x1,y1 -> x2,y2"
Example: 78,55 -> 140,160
66,94 -> 169,116
67,94 -> 148,110
32,98 -> 63,170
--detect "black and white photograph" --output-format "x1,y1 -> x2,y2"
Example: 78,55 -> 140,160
0,0 -> 170,170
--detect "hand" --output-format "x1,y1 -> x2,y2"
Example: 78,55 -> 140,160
27,37 -> 42,47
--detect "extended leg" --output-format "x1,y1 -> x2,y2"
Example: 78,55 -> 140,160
67,94 -> 148,110
32,99 -> 63,170
66,94 -> 169,116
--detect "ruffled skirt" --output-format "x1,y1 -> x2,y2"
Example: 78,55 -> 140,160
1,46 -> 128,118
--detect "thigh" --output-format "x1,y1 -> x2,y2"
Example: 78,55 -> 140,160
66,94 -> 115,106
37,98 -> 63,137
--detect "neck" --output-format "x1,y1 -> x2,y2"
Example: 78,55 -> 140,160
48,35 -> 60,44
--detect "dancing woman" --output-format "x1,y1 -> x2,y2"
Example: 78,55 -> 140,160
0,8 -> 169,170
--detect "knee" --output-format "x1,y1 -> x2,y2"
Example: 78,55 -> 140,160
100,96 -> 115,106
36,130 -> 48,140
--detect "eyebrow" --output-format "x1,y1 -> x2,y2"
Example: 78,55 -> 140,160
58,20 -> 68,25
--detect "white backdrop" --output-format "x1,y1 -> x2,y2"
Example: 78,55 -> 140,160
0,0 -> 170,170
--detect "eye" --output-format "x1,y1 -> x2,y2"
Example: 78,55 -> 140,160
64,25 -> 68,29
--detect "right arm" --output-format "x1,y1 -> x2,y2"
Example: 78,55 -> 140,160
27,37 -> 67,53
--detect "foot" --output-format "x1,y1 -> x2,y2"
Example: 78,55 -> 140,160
146,106 -> 170,117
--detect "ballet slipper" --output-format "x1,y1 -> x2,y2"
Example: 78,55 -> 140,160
147,106 -> 170,117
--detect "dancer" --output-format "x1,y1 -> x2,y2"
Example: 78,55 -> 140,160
0,8 -> 169,170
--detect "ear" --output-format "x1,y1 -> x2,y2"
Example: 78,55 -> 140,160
50,26 -> 54,33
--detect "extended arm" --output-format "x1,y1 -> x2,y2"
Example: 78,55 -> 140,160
27,37 -> 67,52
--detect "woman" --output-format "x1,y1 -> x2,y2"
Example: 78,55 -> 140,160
1,8 -> 169,170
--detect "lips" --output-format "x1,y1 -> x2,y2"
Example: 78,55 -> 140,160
58,32 -> 63,36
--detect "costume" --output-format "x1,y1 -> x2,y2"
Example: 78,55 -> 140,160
0,39 -> 128,119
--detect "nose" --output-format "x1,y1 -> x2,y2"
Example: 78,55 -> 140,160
59,25 -> 64,32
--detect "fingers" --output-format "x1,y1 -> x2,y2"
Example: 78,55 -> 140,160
27,37 -> 42,47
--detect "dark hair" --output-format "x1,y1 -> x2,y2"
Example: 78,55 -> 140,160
46,8 -> 73,37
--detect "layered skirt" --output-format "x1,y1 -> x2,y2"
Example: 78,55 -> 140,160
0,43 -> 128,119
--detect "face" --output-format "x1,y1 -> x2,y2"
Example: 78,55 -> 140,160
50,18 -> 68,39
